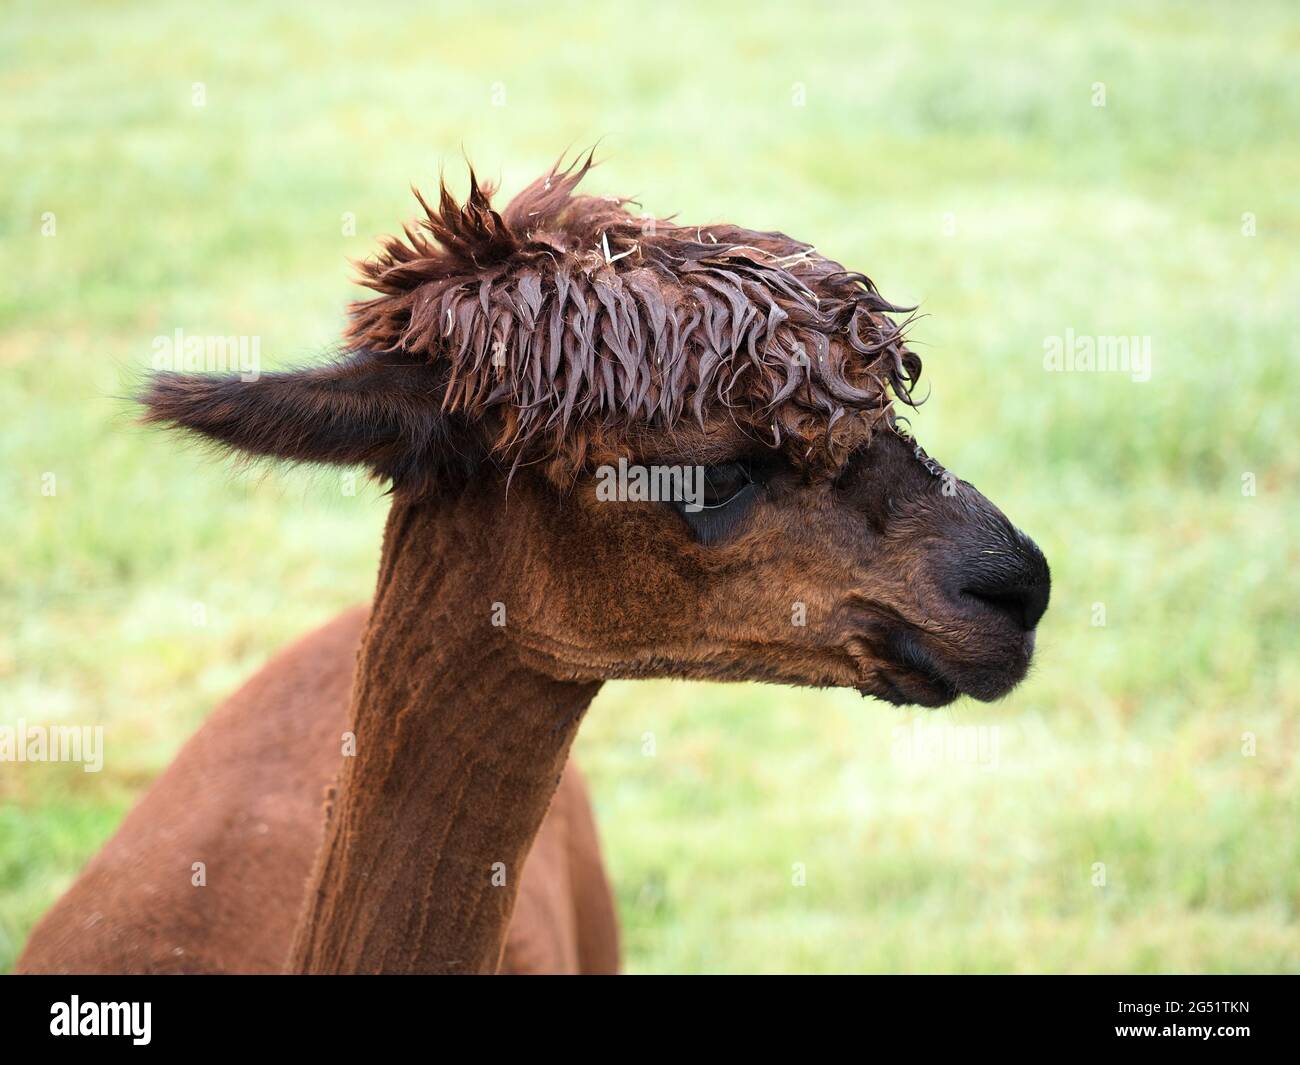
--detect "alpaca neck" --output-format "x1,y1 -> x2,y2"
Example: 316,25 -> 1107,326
288,491 -> 602,974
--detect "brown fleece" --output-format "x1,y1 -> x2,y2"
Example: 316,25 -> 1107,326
17,606 -> 618,975
287,491 -> 604,973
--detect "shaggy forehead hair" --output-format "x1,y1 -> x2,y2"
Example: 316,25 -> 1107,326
347,154 -> 921,474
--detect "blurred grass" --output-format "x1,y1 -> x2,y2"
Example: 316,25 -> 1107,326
1,0 -> 1297,972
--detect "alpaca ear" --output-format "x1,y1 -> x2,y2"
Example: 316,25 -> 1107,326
139,349 -> 478,492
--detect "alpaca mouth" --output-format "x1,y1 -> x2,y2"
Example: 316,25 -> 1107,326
866,637 -> 961,708
859,628 -> 1032,708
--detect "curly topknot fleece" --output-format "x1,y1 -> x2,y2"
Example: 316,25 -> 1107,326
346,152 -> 921,472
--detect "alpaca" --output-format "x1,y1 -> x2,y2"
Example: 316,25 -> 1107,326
20,154 -> 1049,975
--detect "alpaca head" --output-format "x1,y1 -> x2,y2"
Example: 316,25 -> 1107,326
143,155 -> 1049,707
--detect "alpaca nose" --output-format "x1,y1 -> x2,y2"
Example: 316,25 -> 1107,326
957,533 -> 1051,631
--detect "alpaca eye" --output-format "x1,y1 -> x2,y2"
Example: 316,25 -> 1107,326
672,462 -> 762,545
700,463 -> 753,508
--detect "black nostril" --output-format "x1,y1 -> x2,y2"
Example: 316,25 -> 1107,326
958,537 -> 1051,630
963,582 -> 1049,631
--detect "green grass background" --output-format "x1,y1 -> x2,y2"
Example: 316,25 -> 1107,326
2,0 -> 1297,973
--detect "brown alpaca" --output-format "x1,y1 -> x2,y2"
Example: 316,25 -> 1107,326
20,154 -> 1049,974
